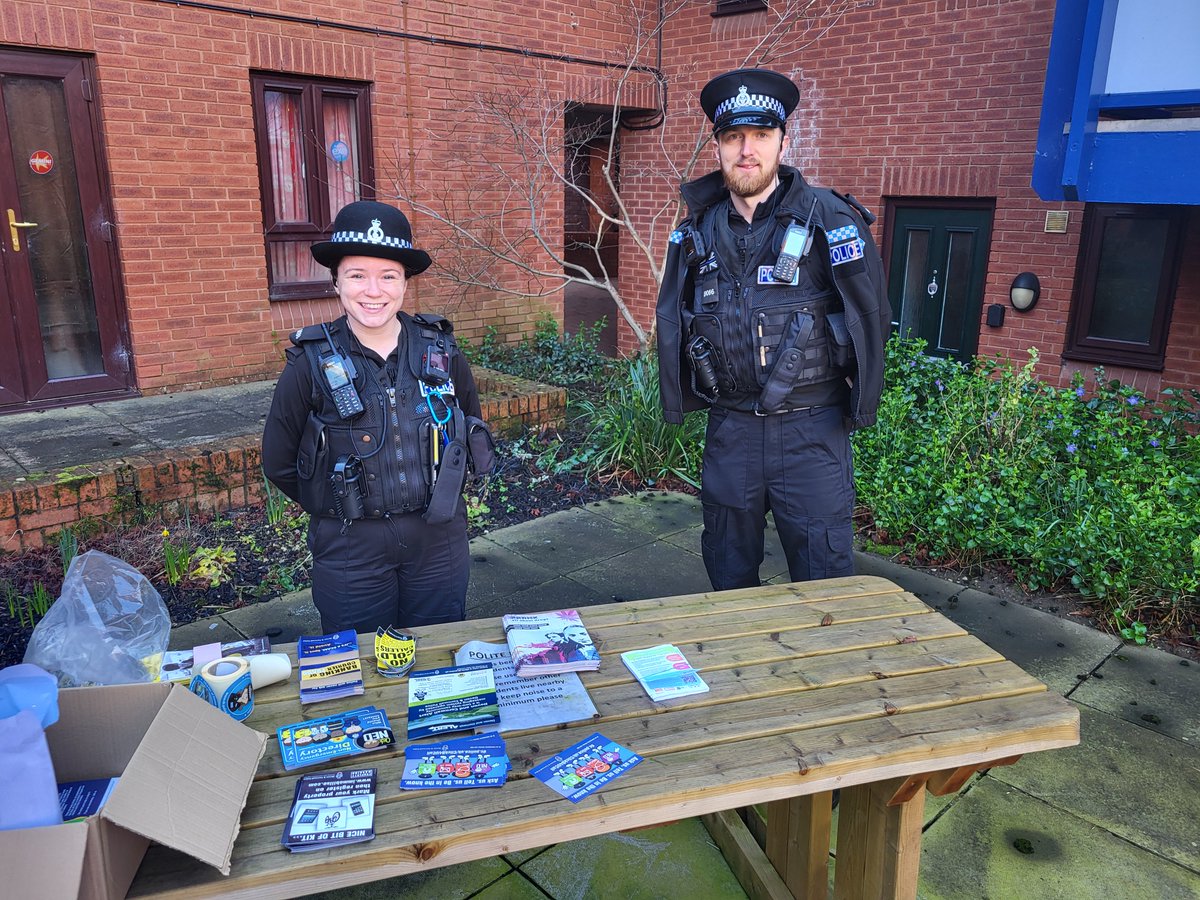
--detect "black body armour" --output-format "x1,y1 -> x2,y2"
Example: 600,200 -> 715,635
290,314 -> 459,520
687,201 -> 853,413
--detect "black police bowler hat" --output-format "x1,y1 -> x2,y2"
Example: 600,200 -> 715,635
700,68 -> 800,134
311,200 -> 432,276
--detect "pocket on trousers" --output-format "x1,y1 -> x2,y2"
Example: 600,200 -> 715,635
701,407 -> 749,510
811,521 -> 855,579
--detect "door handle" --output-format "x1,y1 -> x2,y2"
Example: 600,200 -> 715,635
7,209 -> 38,251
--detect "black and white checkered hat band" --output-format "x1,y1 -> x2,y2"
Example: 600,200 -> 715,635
714,93 -> 786,122
330,230 -> 413,250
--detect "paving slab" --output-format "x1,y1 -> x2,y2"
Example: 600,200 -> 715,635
582,492 -> 702,537
466,536 -> 561,619
305,854 -> 516,899
990,704 -> 1200,872
1072,644 -> 1199,743
564,540 -> 715,604
167,615 -> 247,650
218,591 -> 323,644
657,519 -> 788,584
6,429 -> 156,473
918,778 -> 1200,899
856,566 -> 1121,696
485,574 -> 608,616
481,506 -> 652,572
517,818 -> 748,900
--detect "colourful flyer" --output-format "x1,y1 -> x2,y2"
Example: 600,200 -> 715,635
406,663 -> 500,740
400,733 -> 509,790
529,733 -> 642,803
277,705 -> 396,771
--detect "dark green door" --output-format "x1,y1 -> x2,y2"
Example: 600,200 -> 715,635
886,204 -> 994,363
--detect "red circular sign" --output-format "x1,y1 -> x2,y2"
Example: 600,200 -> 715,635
29,150 -> 54,175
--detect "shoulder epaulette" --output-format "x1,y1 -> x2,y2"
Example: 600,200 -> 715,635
831,190 -> 876,227
289,323 -> 328,346
410,313 -> 454,335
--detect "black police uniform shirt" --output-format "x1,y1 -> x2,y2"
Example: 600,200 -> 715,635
262,313 -> 482,518
656,165 -> 891,429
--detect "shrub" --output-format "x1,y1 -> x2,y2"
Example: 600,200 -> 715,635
853,337 -> 1200,628
462,313 -> 613,388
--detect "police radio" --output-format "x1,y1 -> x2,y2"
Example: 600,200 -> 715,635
319,325 -> 364,419
772,196 -> 818,284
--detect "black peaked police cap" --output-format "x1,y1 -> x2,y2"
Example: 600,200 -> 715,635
311,200 -> 432,276
700,68 -> 800,135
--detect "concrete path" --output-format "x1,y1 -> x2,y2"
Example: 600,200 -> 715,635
171,492 -> 1200,900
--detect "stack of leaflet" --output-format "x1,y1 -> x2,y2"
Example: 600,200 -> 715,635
298,629 -> 364,704
620,644 -> 709,701
400,734 -> 508,789
502,609 -> 601,677
281,769 -> 376,853
277,706 -> 396,771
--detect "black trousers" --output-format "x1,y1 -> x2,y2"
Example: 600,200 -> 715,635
700,405 -> 856,591
307,511 -> 469,635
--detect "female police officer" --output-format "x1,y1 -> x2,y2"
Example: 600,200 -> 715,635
262,200 -> 492,635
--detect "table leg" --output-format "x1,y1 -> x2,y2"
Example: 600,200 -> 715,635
765,792 -> 833,899
832,777 -> 925,900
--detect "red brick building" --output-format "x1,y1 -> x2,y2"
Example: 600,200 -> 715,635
1,0 -> 1196,414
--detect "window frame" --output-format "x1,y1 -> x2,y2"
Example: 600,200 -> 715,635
1063,203 -> 1185,371
250,72 -> 375,302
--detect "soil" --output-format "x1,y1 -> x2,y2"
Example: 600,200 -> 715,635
2,429 -> 1196,668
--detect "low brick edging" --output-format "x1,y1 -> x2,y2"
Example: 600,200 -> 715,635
0,369 -> 566,551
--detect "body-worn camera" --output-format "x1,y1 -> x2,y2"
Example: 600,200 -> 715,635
422,345 -> 451,387
331,455 -> 365,521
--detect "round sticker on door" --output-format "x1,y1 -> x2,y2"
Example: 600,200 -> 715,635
29,150 -> 54,175
329,140 -> 349,163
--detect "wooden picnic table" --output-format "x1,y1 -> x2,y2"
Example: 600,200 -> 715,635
128,575 -> 1079,899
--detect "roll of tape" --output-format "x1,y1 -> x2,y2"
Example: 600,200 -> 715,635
190,656 -> 254,721
248,653 -> 292,689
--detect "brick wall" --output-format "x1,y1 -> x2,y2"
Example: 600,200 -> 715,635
2,0 -> 648,395
617,0 -> 1200,396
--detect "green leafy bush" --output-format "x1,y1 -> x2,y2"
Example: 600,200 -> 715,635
853,337 -> 1200,628
462,313 -> 612,387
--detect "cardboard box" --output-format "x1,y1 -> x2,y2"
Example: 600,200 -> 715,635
0,681 -> 267,900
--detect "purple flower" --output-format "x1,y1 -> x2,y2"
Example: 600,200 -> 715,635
1072,428 -> 1080,437
1066,443 -> 1077,454
935,379 -> 944,392
1075,386 -> 1085,399
1127,396 -> 1139,406
1150,438 -> 1160,448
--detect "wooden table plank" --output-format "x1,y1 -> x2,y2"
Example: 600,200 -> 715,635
129,579 -> 1079,900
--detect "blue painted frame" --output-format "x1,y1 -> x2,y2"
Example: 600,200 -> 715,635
1032,0 -> 1200,204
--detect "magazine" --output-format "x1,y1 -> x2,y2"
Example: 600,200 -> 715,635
297,629 -> 364,705
529,733 -> 642,803
454,640 -> 598,732
502,609 -> 601,677
406,663 -> 501,740
281,768 -> 376,852
620,644 -> 709,701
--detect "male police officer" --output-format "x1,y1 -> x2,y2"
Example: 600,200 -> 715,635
656,69 -> 891,590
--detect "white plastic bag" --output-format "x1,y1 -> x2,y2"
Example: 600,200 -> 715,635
23,550 -> 171,686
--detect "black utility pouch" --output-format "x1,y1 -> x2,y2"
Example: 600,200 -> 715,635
296,412 -> 328,513
691,314 -> 736,394
465,416 -> 496,475
826,312 -> 855,370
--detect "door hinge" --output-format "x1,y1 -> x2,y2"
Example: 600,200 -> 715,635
101,220 -> 115,243
81,78 -> 93,102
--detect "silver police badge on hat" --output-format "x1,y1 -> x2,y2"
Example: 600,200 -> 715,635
366,218 -> 385,244
734,85 -> 752,108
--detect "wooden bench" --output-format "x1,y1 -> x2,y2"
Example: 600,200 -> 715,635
129,575 -> 1079,899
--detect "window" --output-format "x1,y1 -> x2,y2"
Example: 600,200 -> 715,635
251,73 -> 374,300
1064,204 -> 1185,370
712,0 -> 767,16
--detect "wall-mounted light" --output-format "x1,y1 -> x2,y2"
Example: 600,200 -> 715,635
1010,272 -> 1041,312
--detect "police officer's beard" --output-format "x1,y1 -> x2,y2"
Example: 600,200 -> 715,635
723,157 -> 780,199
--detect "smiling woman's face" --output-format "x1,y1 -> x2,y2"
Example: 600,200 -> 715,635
335,255 -> 407,337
